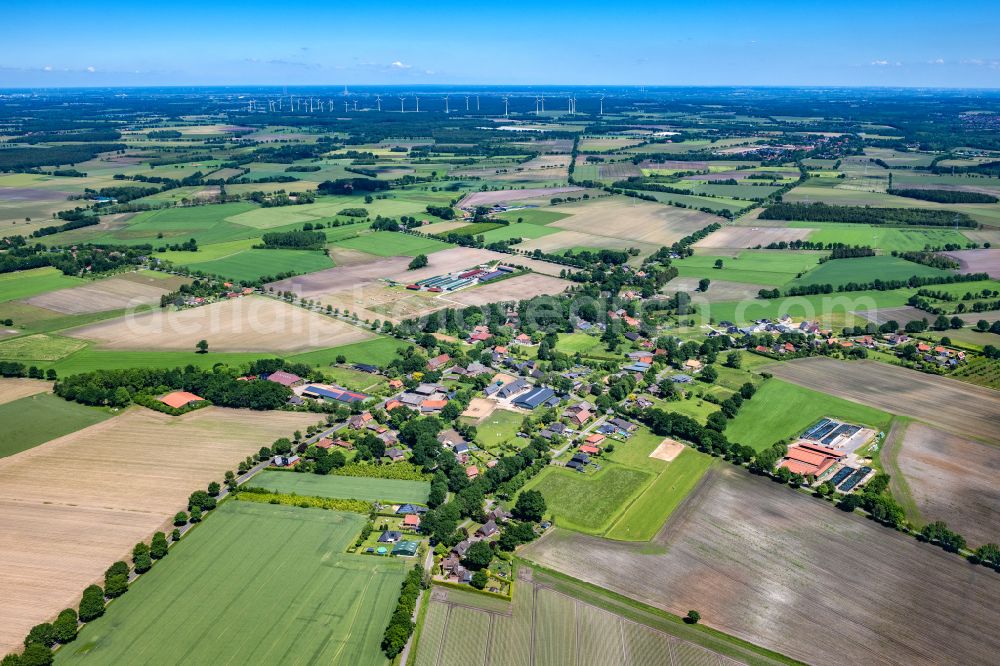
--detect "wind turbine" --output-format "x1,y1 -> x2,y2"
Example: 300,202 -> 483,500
353,100 -> 358,111
444,95 -> 449,113
399,96 -> 405,112
465,96 -> 470,112
599,95 -> 605,115
344,100 -> 349,113
476,95 -> 480,111
415,96 -> 420,112
540,95 -> 545,113
502,95 -> 509,117
375,94 -> 382,111
534,96 -> 540,114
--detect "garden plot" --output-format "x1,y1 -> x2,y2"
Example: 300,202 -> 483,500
0,407 -> 318,656
64,295 -> 372,352
522,466 -> 1000,666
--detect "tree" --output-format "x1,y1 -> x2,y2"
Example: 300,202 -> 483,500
471,570 -> 489,589
196,339 -> 208,354
188,490 -> 216,512
52,609 -> 78,644
171,528 -> 181,542
684,610 -> 701,624
513,489 -> 546,522
933,315 -> 951,331
78,584 -> 105,622
189,505 -> 203,522
461,540 -> 494,570
111,386 -> 131,407
207,481 -> 220,497
23,623 -> 55,648
699,365 -> 718,383
18,644 -> 52,666
725,351 -> 742,369
150,532 -> 169,559
698,278 -> 710,292
713,259 -> 724,269
335,354 -> 347,364
173,511 -> 187,526
133,542 -> 152,573
408,254 -> 428,270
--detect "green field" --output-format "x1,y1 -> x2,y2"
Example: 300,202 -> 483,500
792,255 -> 949,288
56,501 -> 405,666
0,392 -> 112,458
287,336 -> 408,368
605,447 -> 716,541
675,250 -> 822,286
520,464 -> 652,534
249,470 -> 430,504
38,349 -> 271,376
724,378 -> 893,451
331,231 -> 452,257
790,222 -> 975,252
479,222 -> 561,244
495,209 -> 570,225
69,202 -> 260,246
0,267 -> 85,303
0,333 -> 86,361
554,332 -> 613,357
465,408 -> 526,449
176,248 -> 334,282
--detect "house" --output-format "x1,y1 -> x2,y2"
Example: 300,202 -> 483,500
385,447 -> 406,462
682,359 -> 703,372
670,373 -> 693,383
495,378 -> 529,399
427,353 -> 451,371
402,514 -> 421,529
437,429 -> 468,448
609,417 -> 637,433
385,399 -> 403,411
453,442 -> 470,455
420,399 -> 448,412
315,437 -> 334,449
377,530 -> 402,543
571,452 -> 590,465
513,333 -> 533,345
265,370 -> 303,387
487,507 -> 512,523
158,391 -> 205,409
549,422 -> 567,435
584,433 -> 606,446
272,455 -> 300,467
579,444 -> 600,455
513,386 -> 558,410
452,540 -> 472,558
414,383 -> 442,396
627,352 -> 653,363
465,361 -> 490,377
396,504 -> 429,515
569,409 -> 592,426
466,465 -> 479,480
348,412 -> 373,429
779,442 -> 845,477
399,392 -> 425,406
477,520 -> 498,537
388,379 -> 404,390
566,460 -> 583,471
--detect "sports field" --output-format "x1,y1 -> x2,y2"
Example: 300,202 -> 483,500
724,379 -> 892,451
249,470 -> 430,504
55,502 -> 406,666
0,392 -> 112,458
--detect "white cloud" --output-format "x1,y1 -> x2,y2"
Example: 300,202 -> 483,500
871,59 -> 890,66
390,60 -> 411,69
86,66 -> 95,72
929,58 -> 945,65
43,65 -> 52,71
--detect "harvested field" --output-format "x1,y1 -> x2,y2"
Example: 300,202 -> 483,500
0,407 -> 318,656
64,295 -> 372,352
316,284 -> 441,324
941,248 -> 1000,278
766,358 -> 1000,442
268,256 -> 413,298
853,305 -> 934,327
887,421 -> 1000,546
662,277 -> 769,303
458,186 -> 583,209
462,397 -> 497,420
440,273 -> 571,307
419,220 -> 467,235
648,438 -> 685,462
547,197 -> 719,247
693,225 -> 814,249
24,276 -> 171,314
0,378 -> 51,405
522,466 -> 1000,666
383,246 -> 571,280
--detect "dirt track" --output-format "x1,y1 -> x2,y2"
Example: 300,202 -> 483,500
766,358 -> 1000,442
522,465 -> 1000,666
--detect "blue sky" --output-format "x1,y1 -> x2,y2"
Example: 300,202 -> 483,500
2,0 -> 999,88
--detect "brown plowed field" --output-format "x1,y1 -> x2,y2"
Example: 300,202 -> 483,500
65,295 -> 372,352
941,248 -> 1000,278
0,407 -> 319,655
766,358 -> 1000,442
888,421 -> 1000,546
25,276 -> 172,314
522,466 -> 1000,666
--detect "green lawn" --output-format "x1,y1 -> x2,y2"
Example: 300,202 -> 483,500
0,267 -> 85,303
249,470 -> 430,504
792,255 -> 949,288
331,231 -> 452,257
520,464 -> 652,535
56,502 -> 405,666
0,392 -> 112,458
605,447 -> 716,541
555,332 -> 608,356
675,250 -> 822,286
724,379 -> 893,451
466,408 -> 526,449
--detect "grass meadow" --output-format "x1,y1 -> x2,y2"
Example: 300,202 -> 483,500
0,393 -> 112,458
792,222 -> 975,252
248,470 -> 430,504
55,501 -> 405,666
675,250 -> 822,286
0,268 -> 85,303
330,231 -> 451,257
791,255 -> 949,288
724,378 -> 893,451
